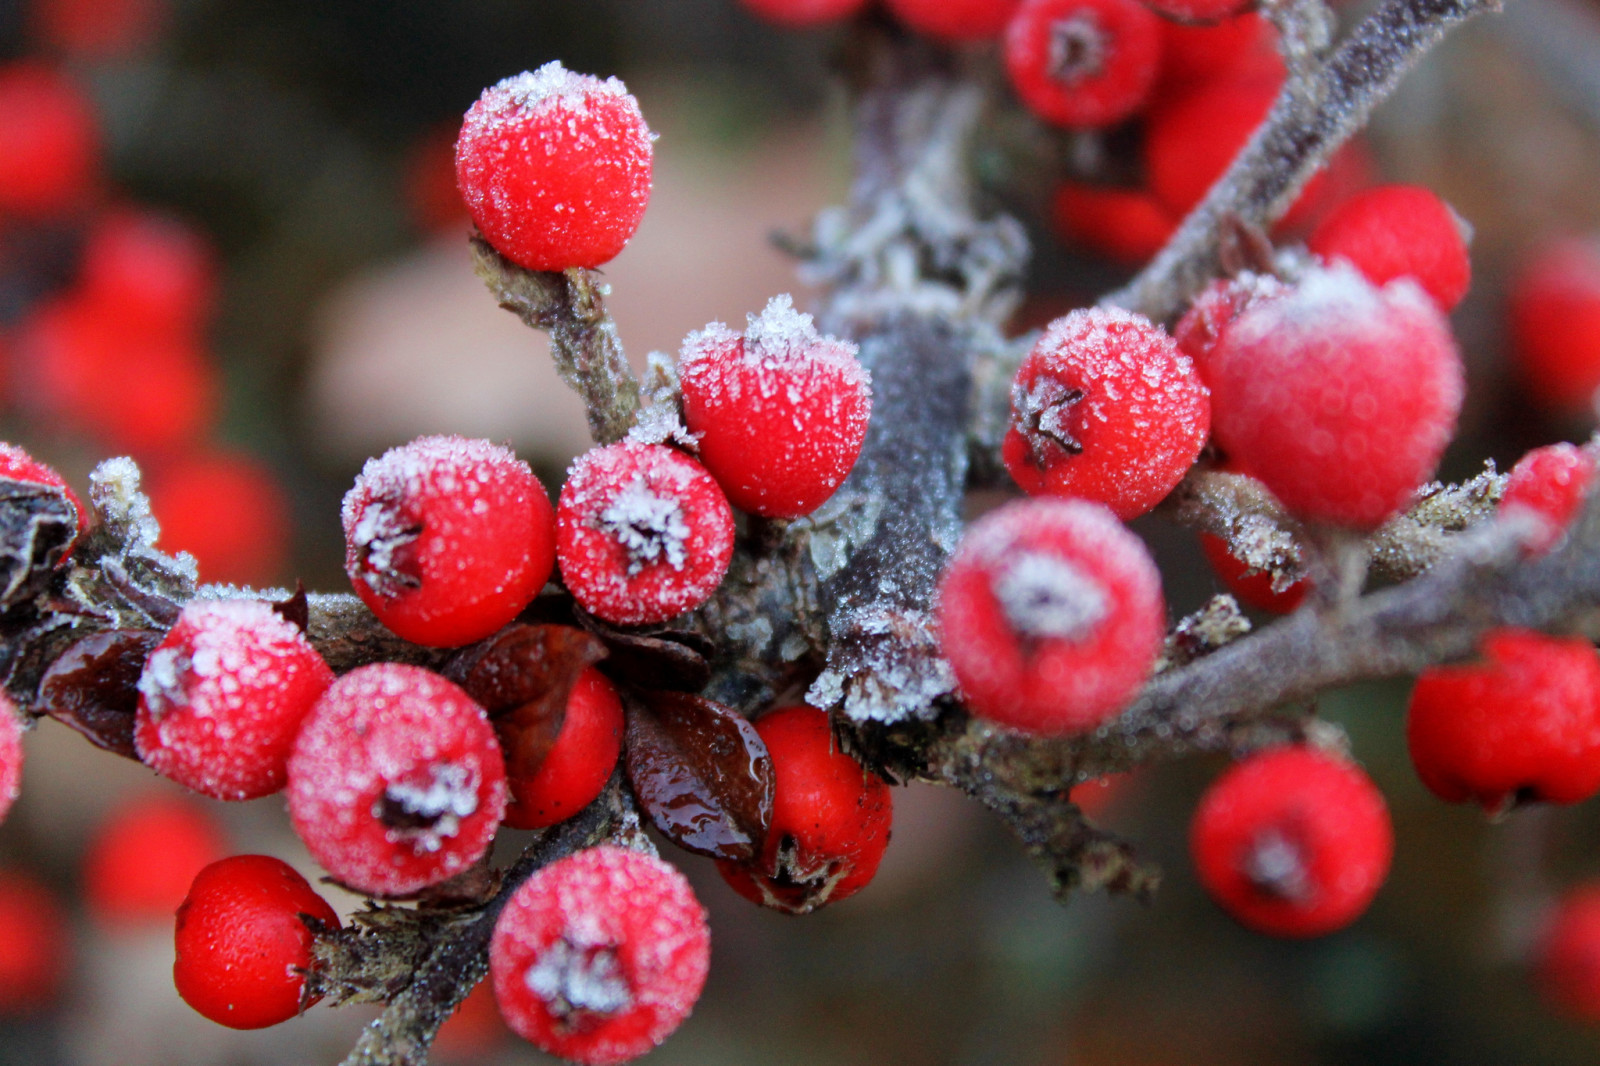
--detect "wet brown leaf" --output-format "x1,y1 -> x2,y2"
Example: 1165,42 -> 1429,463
36,629 -> 162,759
572,608 -> 713,692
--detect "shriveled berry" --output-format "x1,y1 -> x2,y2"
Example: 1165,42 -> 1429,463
135,600 -> 335,801
556,441 -> 734,626
1308,185 -> 1471,311
1191,746 -> 1393,938
83,792 -> 228,927
147,450 -> 291,586
343,435 -> 555,648
173,855 -> 339,1029
1052,182 -> 1176,264
1502,443 -> 1596,555
1005,0 -> 1163,129
0,700 -> 21,827
938,497 -> 1165,735
678,295 -> 871,519
0,870 -> 69,1015
490,845 -> 709,1065
0,62 -> 99,217
456,63 -> 654,272
1407,628 -> 1600,812
1509,236 -> 1600,416
1002,306 -> 1210,520
1199,531 -> 1307,613
287,664 -> 507,897
716,705 -> 892,914
504,667 -> 624,831
1207,263 -> 1464,528
739,0 -> 868,24
1538,883 -> 1600,1022
885,0 -> 1022,39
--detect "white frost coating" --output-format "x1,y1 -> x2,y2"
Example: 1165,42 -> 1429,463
599,475 -> 690,573
808,605 -> 954,724
341,435 -> 531,537
137,645 -> 191,717
87,457 -> 200,582
678,295 -> 870,410
490,61 -> 633,120
1244,829 -> 1310,901
526,937 -> 634,1017
377,762 -> 479,854
993,551 -> 1108,641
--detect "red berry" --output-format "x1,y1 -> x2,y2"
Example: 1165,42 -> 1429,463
343,435 -> 556,648
173,854 -> 339,1029
1140,0 -> 1253,20
1170,272 -> 1287,382
885,0 -> 1022,39
1002,306 -> 1210,520
0,441 -> 84,547
1508,236 -> 1600,415
1406,628 -> 1600,811
1052,182 -> 1176,264
1070,771 -> 1136,819
1207,263 -> 1464,528
0,870 -> 70,1015
1537,883 -> 1600,1022
1158,12 -> 1278,88
938,497 -> 1165,735
456,63 -> 653,272
556,441 -> 734,626
739,0 -> 868,24
0,700 -> 20,827
1308,185 -> 1471,312
0,62 -> 99,217
287,663 -> 507,897
1198,531 -> 1308,613
30,0 -> 167,58
78,207 -> 217,334
716,705 -> 892,914
678,295 -> 871,519
1502,443 -> 1596,555
433,979 -> 509,1059
135,600 -> 335,800
83,792 -> 228,927
503,667 -> 624,831
147,450 -> 292,586
1004,0 -> 1163,129
403,123 -> 472,236
1190,746 -> 1393,938
490,845 -> 709,1066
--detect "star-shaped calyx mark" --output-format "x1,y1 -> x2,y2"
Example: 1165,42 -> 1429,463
1013,375 -> 1087,467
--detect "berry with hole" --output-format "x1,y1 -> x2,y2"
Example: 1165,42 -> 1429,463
1508,236 -> 1600,416
1502,442 -> 1596,555
1308,184 -> 1471,311
83,792 -> 229,927
1005,0 -> 1163,129
884,0 -> 1023,40
1537,882 -> 1600,1022
504,667 -> 624,830
0,870 -> 69,1015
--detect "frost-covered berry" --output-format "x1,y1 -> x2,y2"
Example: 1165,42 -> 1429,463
456,63 -> 654,272
885,0 -> 1022,39
1538,882 -> 1600,1022
1308,185 -> 1471,312
1406,629 -> 1600,812
739,0 -> 868,24
716,705 -> 892,914
1052,182 -> 1176,264
0,699 -> 21,827
343,435 -> 556,648
490,845 -> 710,1066
1502,443 -> 1596,555
1002,306 -> 1210,520
504,668 -> 624,831
1208,263 -> 1465,528
1198,532 -> 1307,614
134,600 -> 335,801
678,295 -> 871,519
938,498 -> 1165,735
1509,236 -> 1600,416
1191,746 -> 1393,938
287,664 -> 507,897
0,870 -> 69,1016
173,855 -> 339,1030
1170,273 -> 1287,381
0,62 -> 99,217
557,442 -> 734,626
84,793 -> 228,927
1004,0 -> 1162,129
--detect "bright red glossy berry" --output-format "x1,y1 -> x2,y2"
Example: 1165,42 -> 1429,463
147,450 -> 291,586
0,870 -> 69,1015
938,497 -> 1165,735
0,441 -> 83,548
135,599 -> 336,800
0,700 -> 21,827
173,855 -> 339,1030
1198,531 -> 1308,613
1208,263 -> 1464,528
456,63 -> 654,272
1538,883 -> 1600,1022
1509,237 -> 1600,416
287,664 -> 507,897
343,435 -> 556,648
1002,306 -> 1210,520
1406,629 -> 1600,812
504,667 -> 624,831
885,0 -> 1022,39
83,792 -> 228,927
490,845 -> 710,1066
79,207 -> 217,334
1308,185 -> 1471,312
556,441 -> 734,626
1005,0 -> 1162,129
679,295 -> 871,519
1502,443 -> 1596,555
716,705 -> 892,914
1052,182 -> 1176,264
0,62 -> 99,217
739,0 -> 868,24
1191,746 -> 1393,938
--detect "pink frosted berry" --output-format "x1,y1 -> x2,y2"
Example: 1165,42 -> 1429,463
1502,443 -> 1596,555
678,295 -> 871,519
1004,0 -> 1163,130
490,845 -> 710,1066
286,664 -> 507,897
1002,306 -> 1210,520
456,63 -> 653,272
135,600 -> 335,801
556,442 -> 734,626
1208,263 -> 1465,528
937,497 -> 1165,735
0,697 -> 21,826
343,435 -> 556,648
1307,185 -> 1472,312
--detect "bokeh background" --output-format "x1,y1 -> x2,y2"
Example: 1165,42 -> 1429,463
4,0 -> 1600,1063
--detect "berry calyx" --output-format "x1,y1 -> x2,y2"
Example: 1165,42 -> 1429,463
172,855 -> 339,1030
504,667 -> 625,831
490,845 -> 710,1066
287,664 -> 507,897
134,599 -> 336,801
738,0 -> 869,24
1537,882 -> 1600,1022
83,792 -> 228,927
1308,184 -> 1471,312
678,295 -> 871,519
937,497 -> 1165,735
343,435 -> 556,648
0,441 -> 85,548
1190,746 -> 1393,938
884,0 -> 1023,40
1406,628 -> 1600,812
556,441 -> 734,626
1508,236 -> 1600,416
1501,442 -> 1596,555
1002,306 -> 1210,520
1004,0 -> 1163,129
456,63 -> 654,272
716,705 -> 892,914
0,699 -> 21,827
1198,531 -> 1308,614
